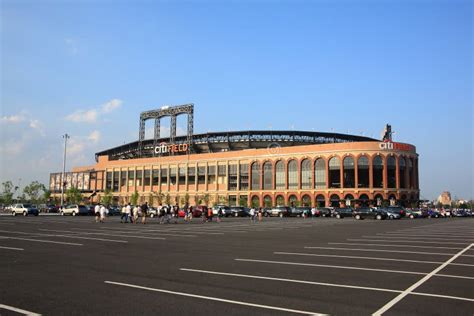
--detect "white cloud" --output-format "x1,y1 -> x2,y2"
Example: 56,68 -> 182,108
66,109 -> 98,123
101,99 -> 122,113
65,99 -> 122,124
1,114 -> 27,123
88,130 -> 101,143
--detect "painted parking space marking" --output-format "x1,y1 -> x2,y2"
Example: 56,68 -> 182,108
328,242 -> 465,250
304,246 -> 459,256
346,238 -> 471,245
0,229 -> 128,243
366,235 -> 474,242
40,228 -> 195,238
104,281 -> 327,315
0,245 -> 24,251
0,235 -> 82,246
180,268 -> 474,302
0,303 -> 41,315
273,252 -> 474,267
372,243 -> 474,315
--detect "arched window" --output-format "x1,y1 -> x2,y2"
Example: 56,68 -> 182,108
314,159 -> 326,189
359,194 -> 369,207
275,161 -> 285,190
330,194 -> 340,207
288,195 -> 298,207
373,156 -> 384,188
301,159 -> 312,189
251,196 -> 260,208
288,160 -> 298,190
343,156 -> 355,188
263,161 -> 273,190
251,163 -> 260,190
344,194 -> 354,207
263,195 -> 272,208
374,194 -> 384,207
357,156 -> 369,188
387,156 -> 396,188
399,157 -> 406,189
329,157 -> 341,188
276,195 -> 285,206
316,194 -> 326,207
302,195 -> 311,207
408,158 -> 413,189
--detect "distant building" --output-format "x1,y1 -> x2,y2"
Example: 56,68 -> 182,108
437,191 -> 452,206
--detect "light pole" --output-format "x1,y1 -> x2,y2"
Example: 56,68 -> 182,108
60,134 -> 70,208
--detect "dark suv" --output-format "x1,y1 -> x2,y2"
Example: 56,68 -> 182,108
353,207 -> 387,220
333,207 -> 354,219
380,206 -> 406,218
269,206 -> 291,218
314,207 -> 332,217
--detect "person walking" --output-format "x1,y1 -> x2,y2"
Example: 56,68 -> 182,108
249,207 -> 256,223
94,204 -> 101,223
133,205 -> 139,224
258,208 -> 263,222
217,208 -> 223,223
126,203 -> 132,223
159,206 -> 165,224
207,207 -> 213,222
99,204 -> 107,223
141,202 -> 149,224
120,204 -> 127,223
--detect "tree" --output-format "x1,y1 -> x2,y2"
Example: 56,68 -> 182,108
203,193 -> 210,206
148,194 -> 154,206
164,193 -> 171,206
101,189 -> 113,206
23,181 -> 47,204
43,190 -> 51,203
154,190 -> 164,206
66,187 -> 82,204
1,181 -> 16,205
130,190 -> 140,206
183,193 -> 190,206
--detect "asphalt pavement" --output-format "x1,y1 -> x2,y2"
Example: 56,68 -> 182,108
0,215 -> 473,315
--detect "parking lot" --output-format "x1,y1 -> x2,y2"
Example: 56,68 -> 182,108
0,216 -> 472,315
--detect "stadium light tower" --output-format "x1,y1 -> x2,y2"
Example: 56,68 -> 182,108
60,133 -> 70,207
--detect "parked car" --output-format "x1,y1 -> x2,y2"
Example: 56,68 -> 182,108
268,206 -> 291,218
262,207 -> 272,217
108,206 -> 121,216
333,207 -> 354,219
453,210 -> 470,217
313,207 -> 332,217
427,209 -> 441,218
405,209 -> 419,219
212,205 -> 232,217
148,207 -> 159,218
353,207 -> 388,220
383,206 -> 406,218
193,205 -> 208,217
230,207 -> 249,217
11,204 -> 39,216
38,204 -> 59,213
60,204 -> 89,216
290,207 -> 311,217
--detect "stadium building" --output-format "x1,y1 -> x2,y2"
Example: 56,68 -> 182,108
50,104 -> 420,208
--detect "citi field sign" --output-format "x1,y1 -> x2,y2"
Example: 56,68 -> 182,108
154,142 -> 189,155
379,141 -> 412,151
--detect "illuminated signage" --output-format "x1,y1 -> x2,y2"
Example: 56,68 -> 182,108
379,141 -> 412,152
154,142 -> 189,155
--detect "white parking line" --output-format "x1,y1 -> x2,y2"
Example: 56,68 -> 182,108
273,252 -> 474,267
0,245 -> 24,251
380,232 -> 474,238
372,243 -> 474,315
304,246 -> 457,256
40,228 -> 192,238
0,303 -> 41,315
104,281 -> 327,315
347,238 -> 470,245
234,258 -> 425,275
0,235 -> 83,246
0,229 -> 127,243
180,268 -> 474,302
179,268 -> 401,293
366,235 -> 474,242
328,242 -> 465,250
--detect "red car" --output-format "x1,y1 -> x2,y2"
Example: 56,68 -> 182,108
178,207 -> 205,218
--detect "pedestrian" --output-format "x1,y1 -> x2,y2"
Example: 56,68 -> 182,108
217,208 -> 223,223
207,207 -> 213,222
120,204 -> 127,223
126,203 -> 132,223
188,206 -> 193,222
141,202 -> 149,224
166,205 -> 172,224
95,204 -> 101,223
173,205 -> 179,224
258,208 -> 263,222
99,204 -> 107,223
250,207 -> 256,222
159,206 -> 166,224
133,205 -> 139,224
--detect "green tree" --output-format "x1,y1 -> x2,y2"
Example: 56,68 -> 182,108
23,181 -> 47,204
155,190 -> 164,205
183,193 -> 190,206
164,193 -> 171,205
1,181 -> 16,205
66,187 -> 82,204
203,193 -> 210,206
101,189 -> 113,206
130,190 -> 140,206
43,190 -> 51,203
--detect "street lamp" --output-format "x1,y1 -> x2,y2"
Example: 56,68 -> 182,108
60,133 -> 70,208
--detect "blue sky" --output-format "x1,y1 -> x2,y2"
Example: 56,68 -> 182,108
1,0 -> 472,200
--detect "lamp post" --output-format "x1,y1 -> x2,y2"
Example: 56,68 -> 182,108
60,133 -> 70,208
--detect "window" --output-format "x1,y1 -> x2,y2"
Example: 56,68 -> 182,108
128,170 -> 135,188
251,162 -> 260,190
288,195 -> 298,207
276,195 -> 285,206
263,162 -> 273,190
239,164 -> 248,190
228,164 -> 238,191
208,166 -> 216,185
178,167 -> 186,185
136,170 -> 143,187
152,169 -> 159,186
263,195 -> 272,207
288,160 -> 298,190
387,156 -> 396,188
106,171 -> 112,190
160,168 -> 168,186
120,171 -> 127,189
188,167 -> 196,185
373,156 -> 383,188
314,159 -> 326,189
343,157 -> 355,188
329,157 -> 341,188
198,166 -> 206,185
408,158 -> 413,189
275,161 -> 285,190
357,156 -> 369,188
302,195 -> 311,207
399,157 -> 406,189
169,168 -> 177,185
113,171 -> 119,191
301,159 -> 312,189
144,170 -> 151,186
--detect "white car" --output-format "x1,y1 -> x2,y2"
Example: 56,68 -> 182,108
11,203 -> 39,216
60,204 -> 89,216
